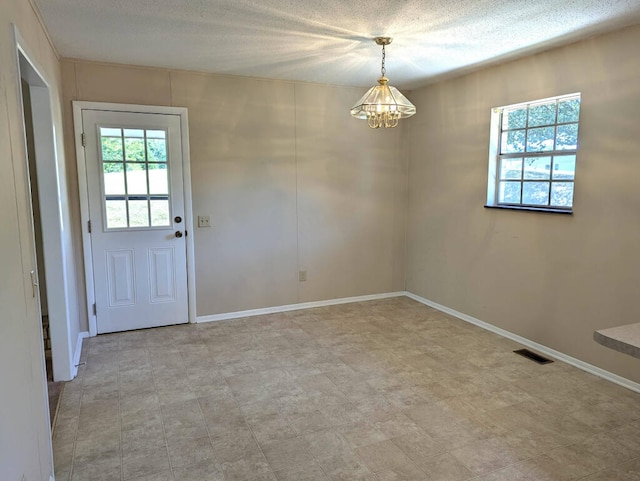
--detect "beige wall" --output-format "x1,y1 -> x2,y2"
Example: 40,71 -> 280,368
61,61 -> 408,317
0,0 -> 65,479
406,24 -> 640,384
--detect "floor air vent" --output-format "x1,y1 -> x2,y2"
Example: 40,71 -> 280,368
513,348 -> 554,364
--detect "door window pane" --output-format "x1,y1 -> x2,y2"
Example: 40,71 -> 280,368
125,138 -> 145,162
146,129 -> 166,139
103,163 -> 125,195
123,128 -> 144,138
126,163 -> 148,195
148,163 -> 168,195
128,200 -> 149,227
100,127 -> 121,137
147,139 -> 167,162
150,199 -> 170,226
105,200 -> 127,228
101,136 -> 123,161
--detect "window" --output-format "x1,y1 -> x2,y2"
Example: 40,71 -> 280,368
99,126 -> 171,229
486,93 -> 580,212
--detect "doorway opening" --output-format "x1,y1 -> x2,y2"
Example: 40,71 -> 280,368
17,38 -> 76,392
20,76 -> 61,422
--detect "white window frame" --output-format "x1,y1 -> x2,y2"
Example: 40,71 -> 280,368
486,93 -> 581,213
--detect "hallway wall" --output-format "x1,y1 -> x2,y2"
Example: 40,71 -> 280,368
0,1 -> 65,479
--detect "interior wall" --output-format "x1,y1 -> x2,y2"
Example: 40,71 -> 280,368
0,0 -> 65,479
61,61 -> 408,317
406,24 -> 640,384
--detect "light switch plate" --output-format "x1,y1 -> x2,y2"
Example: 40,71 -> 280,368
198,215 -> 211,228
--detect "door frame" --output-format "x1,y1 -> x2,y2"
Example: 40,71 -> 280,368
73,101 -> 196,336
14,26 -> 78,385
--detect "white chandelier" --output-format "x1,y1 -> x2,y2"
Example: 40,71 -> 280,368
350,37 -> 416,129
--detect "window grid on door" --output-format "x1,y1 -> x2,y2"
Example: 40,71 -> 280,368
99,127 -> 171,229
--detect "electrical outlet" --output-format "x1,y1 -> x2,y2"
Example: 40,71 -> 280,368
197,215 -> 211,228
299,270 -> 307,282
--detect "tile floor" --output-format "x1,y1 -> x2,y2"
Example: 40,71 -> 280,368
53,297 -> 640,481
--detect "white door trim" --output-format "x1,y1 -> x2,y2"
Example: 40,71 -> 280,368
14,27 -> 77,386
73,101 -> 196,336
12,25 -> 57,481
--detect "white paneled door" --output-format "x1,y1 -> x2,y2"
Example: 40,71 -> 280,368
82,109 -> 188,333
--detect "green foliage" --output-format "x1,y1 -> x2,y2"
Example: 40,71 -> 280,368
502,97 -> 580,156
498,97 -> 579,208
101,134 -> 167,172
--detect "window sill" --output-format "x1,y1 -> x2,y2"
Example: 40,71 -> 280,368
484,204 -> 573,215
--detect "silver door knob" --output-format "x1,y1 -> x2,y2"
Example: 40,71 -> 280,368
175,231 -> 183,238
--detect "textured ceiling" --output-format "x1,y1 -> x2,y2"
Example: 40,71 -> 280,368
34,0 -> 640,89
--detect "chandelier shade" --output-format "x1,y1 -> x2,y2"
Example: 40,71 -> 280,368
350,37 -> 416,129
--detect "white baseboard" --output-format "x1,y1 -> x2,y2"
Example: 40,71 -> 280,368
196,292 -> 406,323
405,292 -> 640,394
72,331 -> 89,378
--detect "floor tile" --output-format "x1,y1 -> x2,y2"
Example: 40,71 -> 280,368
319,402 -> 366,426
514,449 -> 605,481
315,451 -> 373,481
220,453 -> 278,481
336,422 -> 389,448
210,425 -> 262,462
470,465 -> 532,481
71,450 -> 121,481
121,446 -> 170,480
128,472 -> 174,481
167,435 -> 215,468
273,462 -> 328,481
391,430 -> 446,462
161,398 -> 208,441
248,412 -> 297,445
287,409 -> 333,435
355,439 -> 415,473
450,438 -> 514,476
303,428 -> 352,460
376,462 -> 429,481
414,452 -> 474,481
171,461 -> 224,481
261,437 -> 314,471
